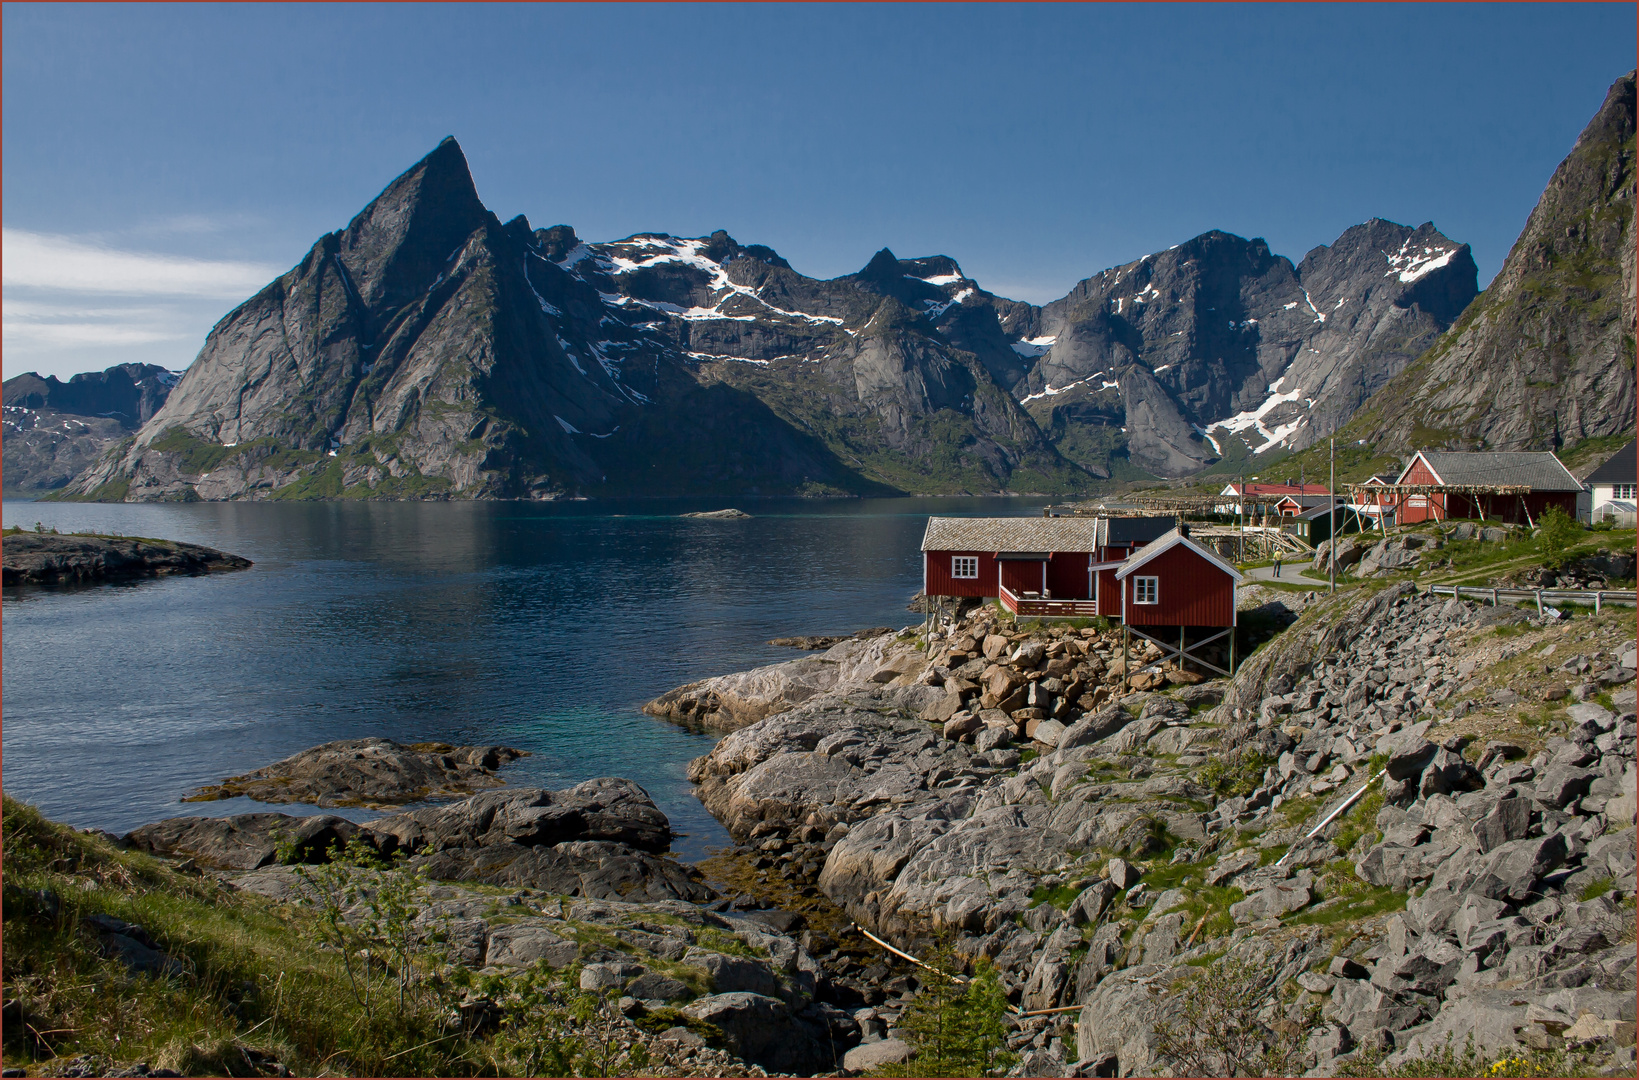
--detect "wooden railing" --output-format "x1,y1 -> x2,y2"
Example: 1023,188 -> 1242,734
999,585 -> 1102,619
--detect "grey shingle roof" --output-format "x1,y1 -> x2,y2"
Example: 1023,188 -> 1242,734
1294,501 -> 1348,521
1103,516 -> 1177,546
1407,452 -> 1583,492
921,517 -> 1104,552
1585,440 -> 1637,485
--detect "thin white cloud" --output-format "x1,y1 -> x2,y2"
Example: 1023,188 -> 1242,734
2,228 -> 278,298
2,320 -> 188,348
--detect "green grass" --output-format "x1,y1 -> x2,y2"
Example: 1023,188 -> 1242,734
1285,885 -> 1405,928
1028,882 -> 1089,910
1277,797 -> 1322,827
1168,886 -> 1246,942
1,796 -> 474,1077
1331,788 -> 1384,857
1579,876 -> 1616,902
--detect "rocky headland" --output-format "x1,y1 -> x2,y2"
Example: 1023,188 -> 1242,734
181,738 -> 528,809
666,585 -> 1637,1075
0,532 -> 251,586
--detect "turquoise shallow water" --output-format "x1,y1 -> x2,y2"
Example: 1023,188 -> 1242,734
1,496 -> 1046,859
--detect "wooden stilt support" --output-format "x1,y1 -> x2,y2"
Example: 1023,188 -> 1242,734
1122,623 -> 1131,693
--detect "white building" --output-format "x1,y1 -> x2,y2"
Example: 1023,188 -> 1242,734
1585,439 -> 1637,525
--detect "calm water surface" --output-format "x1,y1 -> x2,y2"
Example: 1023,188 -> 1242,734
2,497 -> 1046,859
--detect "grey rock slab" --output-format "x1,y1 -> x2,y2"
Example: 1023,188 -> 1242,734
123,812 -> 358,871
184,737 -> 526,809
842,1038 -> 911,1072
484,919 -> 580,969
1229,879 -> 1312,923
681,947 -> 781,997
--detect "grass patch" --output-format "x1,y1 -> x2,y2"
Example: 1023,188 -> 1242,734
1277,797 -> 1322,827
1,795 -> 475,1077
1332,787 -> 1384,856
1285,885 -> 1405,928
1169,886 -> 1245,941
1579,876 -> 1615,902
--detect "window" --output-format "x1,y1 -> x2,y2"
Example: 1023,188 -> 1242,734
1134,576 -> 1159,604
1615,484 -> 1638,499
951,556 -> 979,579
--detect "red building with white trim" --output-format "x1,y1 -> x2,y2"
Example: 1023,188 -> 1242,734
1393,451 -> 1583,525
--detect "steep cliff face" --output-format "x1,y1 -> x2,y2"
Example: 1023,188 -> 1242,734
77,97 -> 1629,501
1020,222 -> 1477,477
3,364 -> 177,493
66,143 -> 1092,501
1349,71 -> 1637,455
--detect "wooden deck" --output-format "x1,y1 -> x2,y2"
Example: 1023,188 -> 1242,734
999,585 -> 1102,620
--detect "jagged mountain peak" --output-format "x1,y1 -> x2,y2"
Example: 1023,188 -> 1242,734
1343,69 -> 1636,455
335,136 -> 489,315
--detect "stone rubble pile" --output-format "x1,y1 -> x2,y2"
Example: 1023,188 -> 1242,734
683,583 -> 1638,1076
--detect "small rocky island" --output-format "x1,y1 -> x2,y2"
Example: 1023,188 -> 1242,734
0,530 -> 251,586
182,737 -> 529,809
681,508 -> 752,519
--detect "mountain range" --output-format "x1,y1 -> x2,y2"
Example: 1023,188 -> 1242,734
23,71 -> 1635,502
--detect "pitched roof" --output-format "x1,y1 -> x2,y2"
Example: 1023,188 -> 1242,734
1401,451 -> 1583,492
1115,528 -> 1244,582
1585,439 -> 1637,485
1294,501 -> 1348,521
921,517 -> 1104,552
1101,516 -> 1177,546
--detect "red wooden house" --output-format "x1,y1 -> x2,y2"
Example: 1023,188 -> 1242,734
920,516 -> 1174,620
1393,451 -> 1582,525
922,517 -> 1245,676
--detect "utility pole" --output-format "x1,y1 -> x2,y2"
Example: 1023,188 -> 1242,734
1329,437 -> 1337,595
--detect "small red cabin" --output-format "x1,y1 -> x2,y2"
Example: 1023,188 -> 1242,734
1394,451 -> 1583,526
1113,528 -> 1243,628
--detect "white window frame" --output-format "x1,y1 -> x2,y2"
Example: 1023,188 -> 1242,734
951,556 -> 979,580
1134,576 -> 1159,605
1617,484 -> 1638,500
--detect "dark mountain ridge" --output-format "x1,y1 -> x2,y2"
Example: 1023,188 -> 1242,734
54,72 -> 1633,501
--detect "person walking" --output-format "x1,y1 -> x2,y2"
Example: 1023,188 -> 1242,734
1273,556 -> 1282,578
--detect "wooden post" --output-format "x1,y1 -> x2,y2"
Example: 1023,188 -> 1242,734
1180,625 -> 1186,675
1228,623 -> 1236,675
1596,591 -> 1603,615
1123,623 -> 1131,693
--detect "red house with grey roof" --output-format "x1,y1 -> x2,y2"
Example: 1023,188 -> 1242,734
921,517 -> 1245,674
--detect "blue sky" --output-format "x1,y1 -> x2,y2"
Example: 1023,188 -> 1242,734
3,3 -> 1633,380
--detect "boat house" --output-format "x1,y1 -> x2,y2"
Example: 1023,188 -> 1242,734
1391,451 -> 1583,526
922,517 -> 1244,675
920,515 -> 1175,619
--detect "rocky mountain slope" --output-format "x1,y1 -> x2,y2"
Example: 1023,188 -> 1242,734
2,363 -> 177,494
1347,71 -> 1638,456
54,68 -> 1632,500
57,138 -> 1486,502
1018,220 -> 1477,477
62,139 -> 1085,502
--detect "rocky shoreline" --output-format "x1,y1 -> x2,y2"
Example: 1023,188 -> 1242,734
30,583 -> 1639,1076
0,531 -> 251,586
669,587 -> 1638,1076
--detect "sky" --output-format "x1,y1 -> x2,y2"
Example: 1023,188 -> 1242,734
3,3 -> 1633,381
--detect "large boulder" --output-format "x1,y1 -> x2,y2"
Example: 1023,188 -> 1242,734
363,778 -> 672,854
123,812 -> 359,870
183,738 -> 527,809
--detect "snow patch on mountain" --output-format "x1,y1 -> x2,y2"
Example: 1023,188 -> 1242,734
1384,237 -> 1457,283
1205,375 -> 1308,453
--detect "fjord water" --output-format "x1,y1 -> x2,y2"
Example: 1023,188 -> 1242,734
1,497 -> 1045,859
